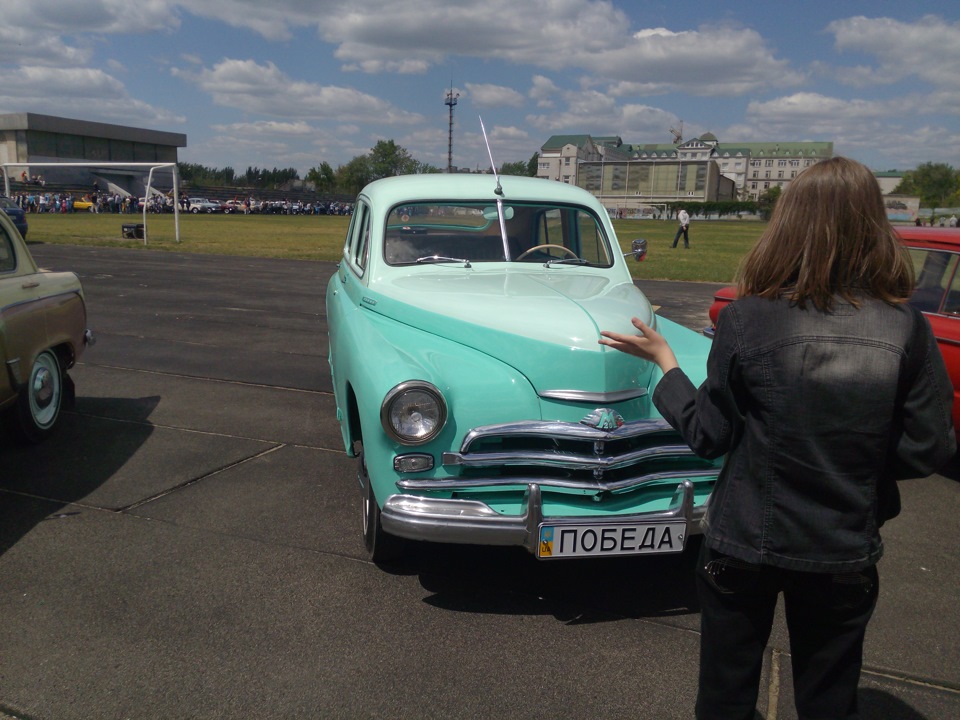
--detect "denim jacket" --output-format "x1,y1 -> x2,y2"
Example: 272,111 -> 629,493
654,295 -> 955,572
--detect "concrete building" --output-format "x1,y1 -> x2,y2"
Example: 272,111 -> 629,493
537,135 -> 606,185
537,133 -> 833,208
0,112 -> 186,195
874,171 -> 906,195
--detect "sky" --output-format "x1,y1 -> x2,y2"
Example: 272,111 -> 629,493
1,0 -> 958,176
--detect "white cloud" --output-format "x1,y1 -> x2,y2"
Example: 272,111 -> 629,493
0,65 -> 184,125
0,24 -> 92,66
1,0 -> 181,34
748,93 -> 892,127
526,85 -> 677,139
726,91 -> 960,167
489,126 -> 529,141
0,2 -> 951,173
211,121 -> 316,136
306,1 -> 803,94
592,24 -> 806,96
529,75 -> 559,108
172,58 -> 424,124
825,15 -> 960,89
464,83 -> 525,109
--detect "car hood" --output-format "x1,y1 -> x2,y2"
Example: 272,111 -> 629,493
367,268 -> 655,396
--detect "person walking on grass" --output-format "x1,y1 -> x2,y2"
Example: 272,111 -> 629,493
599,156 -> 955,720
672,207 -> 690,248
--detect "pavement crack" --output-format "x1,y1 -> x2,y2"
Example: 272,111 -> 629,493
766,648 -> 781,719
117,444 -> 286,511
76,361 -> 332,396
860,667 -> 960,694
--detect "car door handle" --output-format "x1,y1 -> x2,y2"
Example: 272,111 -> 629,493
21,281 -> 40,289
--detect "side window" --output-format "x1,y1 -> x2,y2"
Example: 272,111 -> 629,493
576,212 -> 611,265
534,208 -> 611,266
0,228 -> 15,273
942,260 -> 960,315
908,248 -> 957,313
539,208 -> 561,246
345,201 -> 370,273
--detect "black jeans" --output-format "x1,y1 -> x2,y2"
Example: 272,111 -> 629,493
694,544 -> 879,720
672,225 -> 689,247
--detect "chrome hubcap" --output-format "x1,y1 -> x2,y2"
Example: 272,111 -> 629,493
33,366 -> 53,409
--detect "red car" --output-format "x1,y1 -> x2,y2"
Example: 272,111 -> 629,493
705,227 -> 960,438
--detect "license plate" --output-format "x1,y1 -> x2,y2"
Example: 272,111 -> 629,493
537,521 -> 686,559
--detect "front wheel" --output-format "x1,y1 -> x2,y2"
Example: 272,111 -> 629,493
359,451 -> 404,563
7,350 -> 63,444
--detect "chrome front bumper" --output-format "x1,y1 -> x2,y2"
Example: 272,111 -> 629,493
380,479 -> 703,556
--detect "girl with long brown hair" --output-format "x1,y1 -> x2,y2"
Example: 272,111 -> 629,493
600,157 -> 954,719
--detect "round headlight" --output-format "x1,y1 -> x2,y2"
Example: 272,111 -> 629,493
380,381 -> 447,445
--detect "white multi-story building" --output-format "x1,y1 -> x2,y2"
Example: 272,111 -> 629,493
538,133 -> 834,207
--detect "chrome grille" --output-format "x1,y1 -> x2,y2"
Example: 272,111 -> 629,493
397,417 -> 720,495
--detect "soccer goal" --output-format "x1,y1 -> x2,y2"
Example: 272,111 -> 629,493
2,161 -> 182,244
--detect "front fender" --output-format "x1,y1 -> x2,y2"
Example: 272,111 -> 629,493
327,287 -> 541,491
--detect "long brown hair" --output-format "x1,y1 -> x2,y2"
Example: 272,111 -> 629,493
737,156 -> 914,311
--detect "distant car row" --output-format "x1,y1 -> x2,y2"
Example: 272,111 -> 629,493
145,197 -> 351,215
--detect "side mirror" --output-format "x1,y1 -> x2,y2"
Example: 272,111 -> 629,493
629,238 -> 647,262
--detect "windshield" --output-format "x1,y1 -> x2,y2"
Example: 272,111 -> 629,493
384,201 -> 614,267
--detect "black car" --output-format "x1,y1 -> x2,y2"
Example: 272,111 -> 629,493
0,196 -> 27,238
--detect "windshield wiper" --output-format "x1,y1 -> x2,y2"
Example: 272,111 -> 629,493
416,255 -> 472,268
544,257 -> 589,267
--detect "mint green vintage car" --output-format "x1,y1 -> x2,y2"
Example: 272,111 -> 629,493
326,174 -> 720,562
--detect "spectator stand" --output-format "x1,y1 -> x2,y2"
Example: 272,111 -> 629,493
1,162 -> 182,245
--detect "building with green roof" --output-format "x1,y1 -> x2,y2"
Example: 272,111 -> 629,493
537,132 -> 834,212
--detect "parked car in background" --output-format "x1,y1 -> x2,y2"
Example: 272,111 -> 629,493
187,198 -> 221,214
0,196 -> 27,238
326,174 -> 720,562
0,210 -> 93,443
705,226 -> 960,439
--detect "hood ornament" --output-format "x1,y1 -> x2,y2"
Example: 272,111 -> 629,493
580,408 -> 624,431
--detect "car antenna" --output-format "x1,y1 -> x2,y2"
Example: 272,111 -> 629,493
479,116 -> 503,196
479,116 -> 511,259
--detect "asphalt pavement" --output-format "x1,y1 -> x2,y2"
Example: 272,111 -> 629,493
0,244 -> 957,719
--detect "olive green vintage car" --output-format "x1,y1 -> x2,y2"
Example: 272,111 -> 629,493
326,174 -> 720,562
0,211 -> 93,443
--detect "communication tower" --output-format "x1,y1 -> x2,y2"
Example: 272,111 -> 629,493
445,85 -> 460,173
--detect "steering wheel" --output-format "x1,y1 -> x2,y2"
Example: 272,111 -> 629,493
515,244 -> 580,261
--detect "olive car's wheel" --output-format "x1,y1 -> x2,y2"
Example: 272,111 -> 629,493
359,451 -> 404,563
9,350 -> 63,444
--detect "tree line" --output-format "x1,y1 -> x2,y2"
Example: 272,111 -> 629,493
177,140 -> 538,196
180,147 -> 957,212
892,163 -> 960,208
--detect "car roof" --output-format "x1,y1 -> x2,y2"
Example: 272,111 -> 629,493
359,174 -> 606,211
895,226 -> 960,250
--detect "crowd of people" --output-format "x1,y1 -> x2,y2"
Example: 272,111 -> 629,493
9,190 -> 352,217
915,214 -> 958,227
12,191 -> 94,214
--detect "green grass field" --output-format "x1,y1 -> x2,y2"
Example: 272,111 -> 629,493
23,211 -> 766,283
